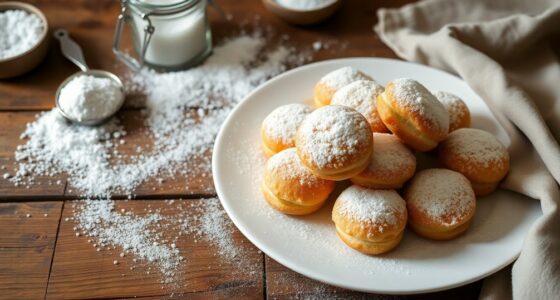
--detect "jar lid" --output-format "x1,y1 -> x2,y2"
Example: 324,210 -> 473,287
129,0 -> 201,15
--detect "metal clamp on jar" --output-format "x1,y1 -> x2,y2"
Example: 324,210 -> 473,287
113,0 -> 213,71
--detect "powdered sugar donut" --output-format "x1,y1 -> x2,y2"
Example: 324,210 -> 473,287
313,67 -> 373,107
432,91 -> 471,132
351,133 -> 416,189
439,128 -> 510,196
296,105 -> 373,181
331,80 -> 388,133
405,168 -> 476,240
261,104 -> 312,157
376,78 -> 449,151
262,148 -> 335,215
332,185 -> 407,255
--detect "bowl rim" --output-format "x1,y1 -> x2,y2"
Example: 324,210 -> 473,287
0,1 -> 49,63
263,0 -> 341,13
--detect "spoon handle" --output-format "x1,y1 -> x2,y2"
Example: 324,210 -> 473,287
54,29 -> 89,72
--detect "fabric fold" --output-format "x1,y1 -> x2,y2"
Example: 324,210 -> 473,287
374,0 -> 560,299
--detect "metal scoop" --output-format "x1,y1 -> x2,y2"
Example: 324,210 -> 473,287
54,29 -> 125,126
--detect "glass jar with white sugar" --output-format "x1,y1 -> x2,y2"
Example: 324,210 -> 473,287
113,0 -> 212,71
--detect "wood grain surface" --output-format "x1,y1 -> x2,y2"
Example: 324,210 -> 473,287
0,0 -> 483,299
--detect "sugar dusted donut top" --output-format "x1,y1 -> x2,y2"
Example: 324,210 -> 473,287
365,133 -> 415,176
266,148 -> 329,188
331,80 -> 385,129
318,67 -> 372,90
406,169 -> 475,226
336,185 -> 406,226
442,128 -> 508,172
432,91 -> 470,131
262,104 -> 312,145
296,105 -> 372,169
389,78 -> 449,133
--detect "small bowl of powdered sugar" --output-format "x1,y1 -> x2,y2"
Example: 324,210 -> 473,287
263,0 -> 342,25
0,2 -> 49,79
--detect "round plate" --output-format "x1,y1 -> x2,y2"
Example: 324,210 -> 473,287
212,58 -> 540,294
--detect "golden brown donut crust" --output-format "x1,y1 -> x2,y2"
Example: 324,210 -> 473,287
351,133 -> 416,189
404,169 -> 476,240
313,67 -> 373,107
438,128 -> 509,196
432,91 -> 471,132
261,104 -> 312,157
296,105 -> 373,181
332,186 -> 407,254
262,148 -> 334,215
376,79 -> 449,151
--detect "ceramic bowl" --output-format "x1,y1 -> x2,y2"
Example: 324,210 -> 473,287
262,0 -> 342,25
0,2 -> 49,79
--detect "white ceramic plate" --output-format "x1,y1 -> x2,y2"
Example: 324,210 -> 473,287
212,58 -> 541,294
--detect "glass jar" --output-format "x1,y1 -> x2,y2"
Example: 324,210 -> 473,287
113,0 -> 212,71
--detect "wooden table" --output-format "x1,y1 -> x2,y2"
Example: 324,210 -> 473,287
0,1 -> 483,299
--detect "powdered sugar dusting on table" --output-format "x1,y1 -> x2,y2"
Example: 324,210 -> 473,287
406,169 -> 475,226
391,78 -> 449,131
331,80 -> 384,126
336,185 -> 406,225
318,66 -> 372,90
296,105 -> 371,168
262,104 -> 311,145
8,32 -> 311,289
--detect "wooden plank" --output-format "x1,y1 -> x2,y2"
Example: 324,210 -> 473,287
0,112 -> 66,200
265,256 -> 482,299
0,201 -> 63,300
46,199 -> 263,299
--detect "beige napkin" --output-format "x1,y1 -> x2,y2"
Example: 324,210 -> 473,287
374,0 -> 560,299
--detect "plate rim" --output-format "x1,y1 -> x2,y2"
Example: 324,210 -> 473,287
212,57 -> 522,294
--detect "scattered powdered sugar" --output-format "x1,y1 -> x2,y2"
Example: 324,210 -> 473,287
432,90 -> 470,131
262,104 -> 312,145
296,105 -> 371,168
11,33 -> 306,197
58,75 -> 123,122
442,128 -> 508,169
0,9 -> 44,59
275,0 -> 336,11
336,185 -> 406,226
391,78 -> 449,132
365,133 -> 415,176
8,31 -> 311,290
405,169 -> 475,226
74,200 -> 182,283
318,67 -> 372,91
331,80 -> 385,129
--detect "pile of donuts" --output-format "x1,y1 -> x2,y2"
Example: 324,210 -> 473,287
260,66 -> 510,255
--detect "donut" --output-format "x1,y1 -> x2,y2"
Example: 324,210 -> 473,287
331,80 -> 388,133
261,104 -> 312,157
332,185 -> 407,255
351,133 -> 416,189
432,91 -> 471,132
262,148 -> 335,215
438,128 -> 510,196
404,169 -> 476,240
376,78 -> 449,151
313,67 -> 373,107
296,105 -> 373,181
